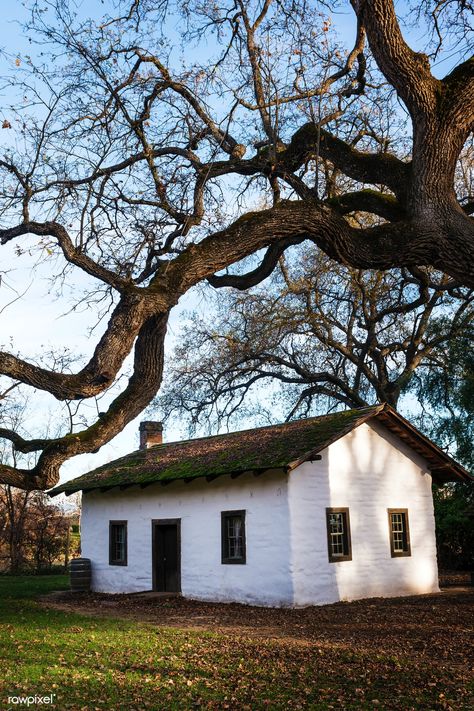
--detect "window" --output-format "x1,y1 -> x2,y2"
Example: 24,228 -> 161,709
221,510 -> 246,564
388,509 -> 411,557
109,521 -> 127,565
326,508 -> 352,562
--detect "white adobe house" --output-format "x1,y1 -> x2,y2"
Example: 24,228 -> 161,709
50,404 -> 471,607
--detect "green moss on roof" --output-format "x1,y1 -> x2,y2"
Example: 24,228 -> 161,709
49,406 -> 381,496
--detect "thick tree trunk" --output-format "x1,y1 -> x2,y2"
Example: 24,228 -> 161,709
1,0 -> 474,490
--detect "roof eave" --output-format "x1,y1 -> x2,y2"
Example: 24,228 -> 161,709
374,406 -> 472,484
49,465 -> 288,497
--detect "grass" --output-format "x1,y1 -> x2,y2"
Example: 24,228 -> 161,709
0,577 -> 472,710
0,575 -> 69,600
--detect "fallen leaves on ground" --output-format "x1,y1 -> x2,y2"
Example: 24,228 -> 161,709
0,578 -> 472,710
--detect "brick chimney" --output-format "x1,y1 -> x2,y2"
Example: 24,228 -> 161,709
139,421 -> 163,450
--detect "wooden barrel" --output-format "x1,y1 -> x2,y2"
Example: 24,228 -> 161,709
70,557 -> 91,592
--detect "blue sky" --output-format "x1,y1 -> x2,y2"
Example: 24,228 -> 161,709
0,2 -> 205,484
0,1 -> 468,487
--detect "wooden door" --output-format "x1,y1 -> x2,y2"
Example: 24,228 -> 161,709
153,520 -> 181,592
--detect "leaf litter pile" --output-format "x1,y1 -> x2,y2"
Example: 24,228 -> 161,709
22,586 -> 473,710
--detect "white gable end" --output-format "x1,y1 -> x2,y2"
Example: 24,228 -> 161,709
288,421 -> 439,606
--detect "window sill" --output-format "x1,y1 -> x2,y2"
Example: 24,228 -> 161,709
328,555 -> 352,563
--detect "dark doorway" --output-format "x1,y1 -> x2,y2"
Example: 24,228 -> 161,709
152,519 -> 181,592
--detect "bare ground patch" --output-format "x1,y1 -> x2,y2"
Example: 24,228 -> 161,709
13,584 -> 470,709
39,587 -> 474,660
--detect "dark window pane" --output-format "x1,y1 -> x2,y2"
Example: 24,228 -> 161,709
388,509 -> 410,557
109,522 -> 127,565
326,508 -> 351,562
222,511 -> 246,564
329,512 -> 345,557
227,516 -> 243,558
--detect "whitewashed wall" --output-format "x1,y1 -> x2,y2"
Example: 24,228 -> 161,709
81,470 -> 294,606
81,420 -> 440,607
288,421 -> 439,606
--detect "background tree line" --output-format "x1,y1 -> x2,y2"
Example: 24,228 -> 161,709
0,400 -> 79,573
0,485 -> 80,574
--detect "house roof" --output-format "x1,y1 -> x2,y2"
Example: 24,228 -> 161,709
48,403 -> 472,497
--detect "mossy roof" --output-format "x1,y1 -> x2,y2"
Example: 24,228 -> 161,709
49,404 -> 471,496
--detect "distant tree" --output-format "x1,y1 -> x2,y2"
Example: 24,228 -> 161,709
26,493 -> 70,572
409,330 -> 474,571
411,329 -> 474,470
433,483 -> 474,571
0,397 -> 34,571
0,485 -> 30,573
158,247 -> 474,429
1,0 -> 474,489
0,487 -> 71,572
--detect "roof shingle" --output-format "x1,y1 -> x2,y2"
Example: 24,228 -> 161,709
49,404 -> 471,496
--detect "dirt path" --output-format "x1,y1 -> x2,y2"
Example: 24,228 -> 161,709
38,587 -> 474,661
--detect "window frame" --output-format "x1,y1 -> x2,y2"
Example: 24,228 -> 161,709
221,510 -> 246,565
326,507 -> 352,563
387,509 -> 411,557
109,520 -> 128,566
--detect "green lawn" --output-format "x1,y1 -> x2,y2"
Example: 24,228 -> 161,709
0,576 -> 472,710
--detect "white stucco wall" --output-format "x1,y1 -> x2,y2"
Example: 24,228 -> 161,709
288,421 -> 440,606
81,470 -> 294,606
81,420 -> 440,607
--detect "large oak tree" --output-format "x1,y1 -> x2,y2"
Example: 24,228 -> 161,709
158,248 -> 474,427
1,0 -> 474,489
